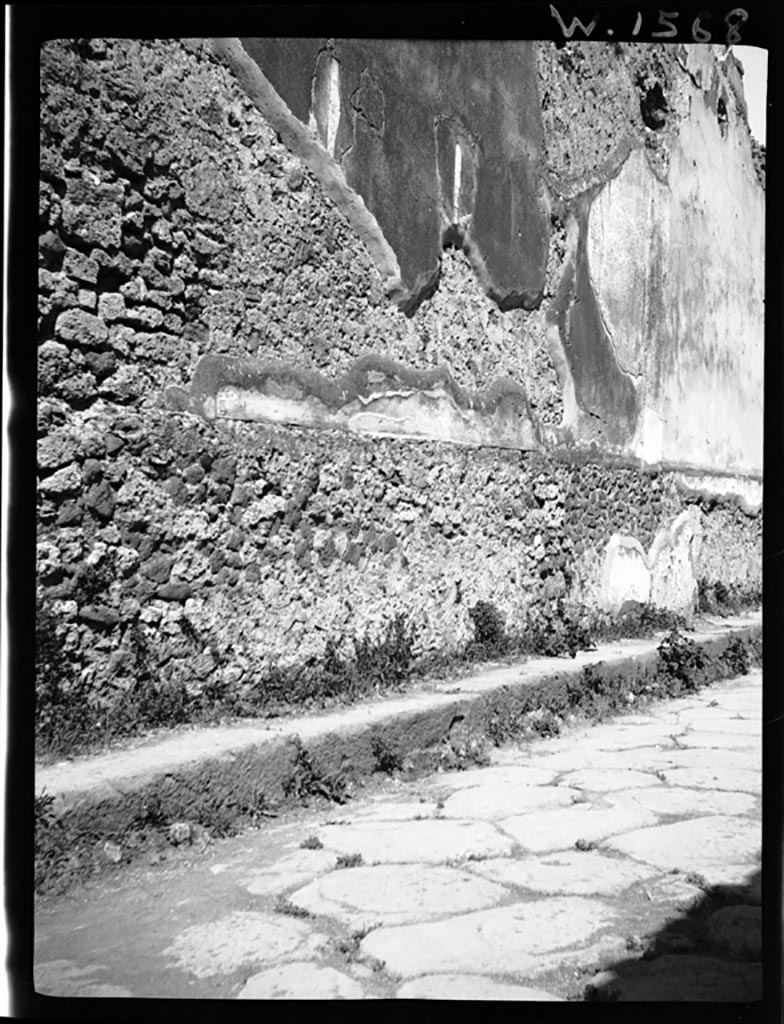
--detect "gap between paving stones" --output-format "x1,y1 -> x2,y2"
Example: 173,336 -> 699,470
35,616 -> 761,891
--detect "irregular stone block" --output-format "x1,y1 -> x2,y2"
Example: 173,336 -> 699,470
62,178 -> 124,249
54,308 -> 108,348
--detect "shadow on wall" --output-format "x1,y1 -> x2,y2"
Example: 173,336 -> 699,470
583,866 -> 762,1003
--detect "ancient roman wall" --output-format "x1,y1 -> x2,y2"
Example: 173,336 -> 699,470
37,38 -> 762,700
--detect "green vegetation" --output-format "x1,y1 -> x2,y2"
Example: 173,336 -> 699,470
35,582 -> 760,759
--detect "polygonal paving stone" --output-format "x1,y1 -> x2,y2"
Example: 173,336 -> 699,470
659,767 -> 760,794
466,850 -> 658,896
558,769 -> 665,791
245,848 -> 338,895
428,765 -> 559,791
604,786 -> 757,818
584,954 -> 762,1001
530,748 -> 690,773
660,747 -> 759,771
604,816 -> 760,879
705,905 -> 761,959
236,962 -> 365,999
289,864 -> 508,927
162,912 -> 316,979
340,800 -> 441,822
359,897 -> 617,977
441,783 -> 580,820
676,731 -> 758,750
499,804 -> 659,853
316,818 -> 515,864
396,974 -> 565,1000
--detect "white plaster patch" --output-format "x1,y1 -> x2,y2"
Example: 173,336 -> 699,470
600,535 -> 650,612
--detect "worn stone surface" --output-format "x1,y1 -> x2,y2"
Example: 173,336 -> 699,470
500,804 -> 659,853
466,850 -> 657,896
236,963 -> 365,1000
557,769 -> 663,791
34,671 -> 762,1001
289,864 -> 508,927
316,819 -> 515,864
604,816 -> 760,877
360,897 -> 618,977
441,782 -> 580,820
604,786 -> 757,818
162,912 -> 317,978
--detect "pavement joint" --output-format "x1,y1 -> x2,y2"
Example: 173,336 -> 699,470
34,628 -> 762,1001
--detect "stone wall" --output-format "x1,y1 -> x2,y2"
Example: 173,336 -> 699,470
37,38 -> 762,708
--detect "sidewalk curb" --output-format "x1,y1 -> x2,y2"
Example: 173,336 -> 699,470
35,615 -> 761,887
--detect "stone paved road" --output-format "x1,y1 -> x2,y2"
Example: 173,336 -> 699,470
34,670 -> 762,1001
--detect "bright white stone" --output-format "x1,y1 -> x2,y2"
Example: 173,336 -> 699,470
466,850 -> 658,896
289,864 -> 507,927
558,769 -> 664,791
499,804 -> 659,853
441,782 -> 580,820
660,767 -> 760,794
236,962 -> 364,1000
316,818 -> 514,864
359,897 -> 617,977
162,912 -> 313,979
604,786 -> 756,817
604,816 -> 760,877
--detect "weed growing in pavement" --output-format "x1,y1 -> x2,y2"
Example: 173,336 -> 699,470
335,853 -> 364,869
300,835 -> 323,850
274,895 -> 313,919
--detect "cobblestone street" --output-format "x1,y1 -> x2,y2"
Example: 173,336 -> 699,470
35,669 -> 761,1001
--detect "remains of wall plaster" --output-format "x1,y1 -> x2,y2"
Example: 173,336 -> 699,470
36,38 -> 762,711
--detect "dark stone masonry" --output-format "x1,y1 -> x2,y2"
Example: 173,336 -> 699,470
37,38 -> 762,726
